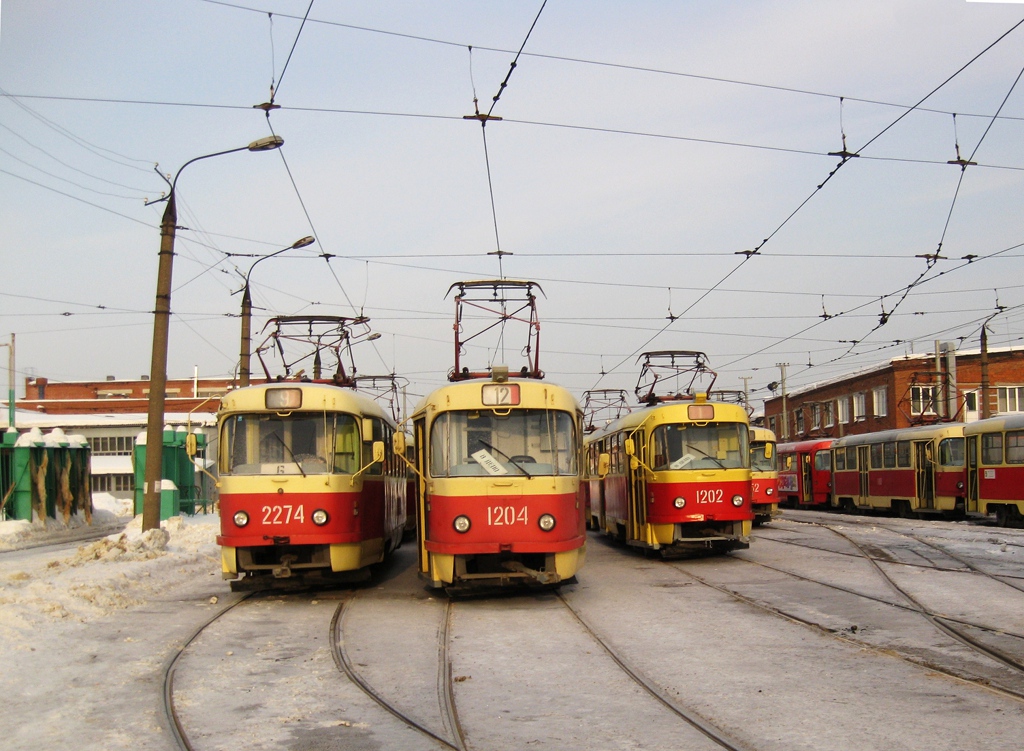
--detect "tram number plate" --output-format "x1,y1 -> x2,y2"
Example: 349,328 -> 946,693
695,489 -> 723,504
487,505 -> 528,526
262,505 -> 305,525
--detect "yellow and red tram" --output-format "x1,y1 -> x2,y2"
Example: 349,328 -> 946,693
750,426 -> 779,525
217,382 -> 406,589
965,413 -> 1024,527
586,393 -> 753,556
830,423 -> 966,517
405,370 -> 586,591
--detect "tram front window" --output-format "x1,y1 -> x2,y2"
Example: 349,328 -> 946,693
652,423 -> 749,471
430,409 -> 578,478
750,443 -> 777,472
222,413 -> 359,475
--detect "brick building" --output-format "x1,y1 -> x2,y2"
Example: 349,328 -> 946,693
763,345 -> 1024,442
17,375 -> 248,415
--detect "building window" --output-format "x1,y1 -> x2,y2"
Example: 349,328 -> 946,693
997,386 -> 1024,413
853,393 -> 866,421
88,435 -> 135,456
911,385 -> 937,416
767,416 -> 777,435
964,391 -> 978,413
92,474 -> 135,492
873,387 -> 887,417
823,402 -> 834,428
795,410 -> 804,434
837,397 -> 849,425
811,404 -> 821,430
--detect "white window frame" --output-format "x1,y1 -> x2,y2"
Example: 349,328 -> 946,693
911,385 -> 937,416
837,397 -> 850,425
997,386 -> 1024,413
873,386 -> 888,418
853,392 -> 866,422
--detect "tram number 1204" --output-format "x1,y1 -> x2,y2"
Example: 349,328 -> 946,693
487,505 -> 528,526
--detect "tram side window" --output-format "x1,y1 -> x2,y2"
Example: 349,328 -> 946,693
1006,430 -> 1024,464
813,450 -> 831,472
881,442 -> 896,469
981,433 -> 1003,465
938,437 -> 965,467
870,443 -> 884,469
896,441 -> 911,468
846,447 -> 857,470
834,450 -> 846,471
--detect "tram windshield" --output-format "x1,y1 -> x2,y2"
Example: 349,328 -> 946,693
430,409 -> 577,478
221,412 -> 360,475
750,442 -> 777,472
651,423 -> 749,471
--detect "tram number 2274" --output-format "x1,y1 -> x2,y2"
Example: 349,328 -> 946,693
487,505 -> 528,526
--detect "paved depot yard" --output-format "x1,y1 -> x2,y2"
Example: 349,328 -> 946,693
1,511 -> 1023,750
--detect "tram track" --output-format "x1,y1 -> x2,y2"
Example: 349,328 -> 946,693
332,591 -> 464,751
674,516 -> 1024,702
556,592 -> 752,751
667,557 -> 1024,705
161,591 -> 255,751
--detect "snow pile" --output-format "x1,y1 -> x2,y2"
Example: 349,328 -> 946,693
0,513 -> 222,644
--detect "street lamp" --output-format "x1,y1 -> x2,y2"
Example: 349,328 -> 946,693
238,235 -> 316,387
142,135 -> 284,533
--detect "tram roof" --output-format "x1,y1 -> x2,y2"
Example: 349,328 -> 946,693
831,422 -> 966,447
584,399 -> 750,443
411,377 -> 580,418
218,381 -> 394,425
963,413 -> 1024,435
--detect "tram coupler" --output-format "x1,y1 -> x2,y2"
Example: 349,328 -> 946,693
272,554 -> 299,578
501,560 -> 559,585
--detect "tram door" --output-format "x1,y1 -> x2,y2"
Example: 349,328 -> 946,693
626,433 -> 647,542
857,446 -> 870,503
915,441 -> 935,510
801,454 -> 813,504
966,435 -> 979,514
414,417 -> 429,574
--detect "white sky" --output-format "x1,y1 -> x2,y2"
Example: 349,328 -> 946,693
2,1 -> 1024,413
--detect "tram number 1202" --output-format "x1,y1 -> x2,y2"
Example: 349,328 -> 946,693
487,505 -> 528,526
694,489 -> 723,504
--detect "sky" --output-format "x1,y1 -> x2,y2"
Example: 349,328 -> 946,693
2,0 -> 1024,416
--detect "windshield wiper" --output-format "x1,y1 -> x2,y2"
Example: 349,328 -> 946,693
270,431 -> 307,477
477,440 -> 533,479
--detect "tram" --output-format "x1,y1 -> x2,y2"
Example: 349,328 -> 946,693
964,413 -> 1024,526
401,280 -> 586,592
830,423 -> 966,517
777,438 -> 833,508
750,427 -> 779,525
586,352 -> 753,556
217,317 -> 406,589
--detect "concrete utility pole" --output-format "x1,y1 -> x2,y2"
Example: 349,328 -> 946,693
142,136 -> 284,533
739,375 -> 752,415
1,334 -> 13,431
777,363 -> 789,440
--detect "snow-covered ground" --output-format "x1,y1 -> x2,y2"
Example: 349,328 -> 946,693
0,505 -> 221,640
0,504 -> 226,751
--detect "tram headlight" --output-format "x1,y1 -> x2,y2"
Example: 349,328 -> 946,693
673,497 -> 686,509
956,481 -> 964,491
539,514 -> 556,531
453,515 -> 471,533
765,487 -> 774,496
312,509 -> 329,526
233,511 -> 249,527
731,495 -> 744,507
